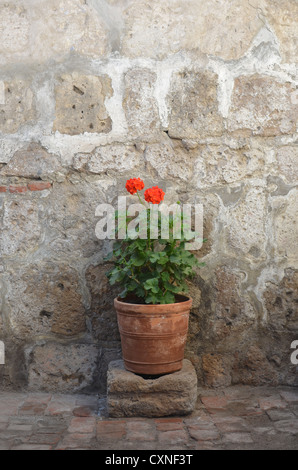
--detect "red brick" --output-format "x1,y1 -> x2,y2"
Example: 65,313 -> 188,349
68,417 -> 96,434
259,396 -> 287,411
155,418 -> 184,431
201,396 -> 228,410
19,402 -> 48,415
187,427 -> 220,441
57,433 -> 93,450
158,429 -> 189,445
73,406 -> 95,417
126,420 -> 156,442
9,185 -> 27,193
27,181 -> 52,191
0,186 -> 7,193
97,420 -> 126,440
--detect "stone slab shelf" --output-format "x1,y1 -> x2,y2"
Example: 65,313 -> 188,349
107,359 -> 198,418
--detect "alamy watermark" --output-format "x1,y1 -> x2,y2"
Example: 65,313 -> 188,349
95,197 -> 204,250
290,340 -> 298,365
0,341 -> 4,365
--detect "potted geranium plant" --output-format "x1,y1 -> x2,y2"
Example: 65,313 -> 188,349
105,178 -> 203,376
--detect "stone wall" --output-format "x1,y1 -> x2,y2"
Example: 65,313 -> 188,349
0,0 -> 297,392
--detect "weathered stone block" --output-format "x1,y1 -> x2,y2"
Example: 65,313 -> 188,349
107,359 -> 198,417
194,145 -> 265,188
0,80 -> 36,134
0,4 -> 30,55
276,146 -> 298,184
167,70 -> 223,139
264,0 -> 298,63
144,141 -> 193,181
232,345 -> 279,386
73,144 -> 141,174
202,354 -> 232,388
263,268 -> 298,331
120,0 -> 263,60
271,188 -> 298,263
227,75 -> 297,136
227,186 -> 267,259
123,68 -> 160,137
0,0 -> 110,64
85,263 -> 120,343
47,179 -> 115,258
5,263 -> 86,339
0,199 -> 42,257
27,342 -> 99,392
53,73 -> 113,135
0,143 -> 61,179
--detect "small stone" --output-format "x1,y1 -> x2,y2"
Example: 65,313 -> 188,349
107,359 -> 197,417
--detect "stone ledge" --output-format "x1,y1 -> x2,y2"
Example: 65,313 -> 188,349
107,359 -> 198,418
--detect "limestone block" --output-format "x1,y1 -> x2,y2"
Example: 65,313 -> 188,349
27,342 -> 99,392
0,80 -> 36,134
263,268 -> 298,331
0,3 -> 30,55
47,179 -> 116,258
276,146 -> 298,184
227,75 -> 297,136
5,263 -> 86,339
272,188 -> 298,264
227,186 -> 267,259
33,0 -> 110,60
119,0 -> 263,60
53,73 -> 113,135
232,345 -> 279,385
0,0 -> 110,64
123,68 -> 160,138
202,354 -> 232,388
144,142 -> 193,181
0,143 -> 61,179
73,144 -> 141,174
264,0 -> 298,63
167,70 -> 223,140
85,263 -> 120,343
107,359 -> 198,417
194,145 -> 265,188
0,139 -> 29,165
0,199 -> 41,257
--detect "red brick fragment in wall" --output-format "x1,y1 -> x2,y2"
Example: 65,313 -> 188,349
27,182 -> 52,191
0,186 -> 7,193
9,185 -> 28,193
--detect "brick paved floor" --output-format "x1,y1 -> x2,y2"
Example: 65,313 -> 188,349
0,385 -> 297,450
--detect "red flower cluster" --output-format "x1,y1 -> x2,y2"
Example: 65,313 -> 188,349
125,177 -> 145,195
144,186 -> 165,205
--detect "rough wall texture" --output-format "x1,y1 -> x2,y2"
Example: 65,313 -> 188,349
0,0 -> 297,392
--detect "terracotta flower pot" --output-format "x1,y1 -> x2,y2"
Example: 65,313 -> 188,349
114,295 -> 192,376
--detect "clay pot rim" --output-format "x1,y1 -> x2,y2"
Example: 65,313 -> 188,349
114,294 -> 192,310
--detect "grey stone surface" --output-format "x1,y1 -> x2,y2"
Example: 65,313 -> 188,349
107,359 -> 198,418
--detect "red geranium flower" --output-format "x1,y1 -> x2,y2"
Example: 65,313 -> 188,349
125,178 -> 145,195
144,186 -> 165,204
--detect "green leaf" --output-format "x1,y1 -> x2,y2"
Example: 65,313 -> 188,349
131,253 -> 146,266
161,271 -> 170,282
144,278 -> 159,293
145,293 -> 159,304
159,292 -> 175,304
